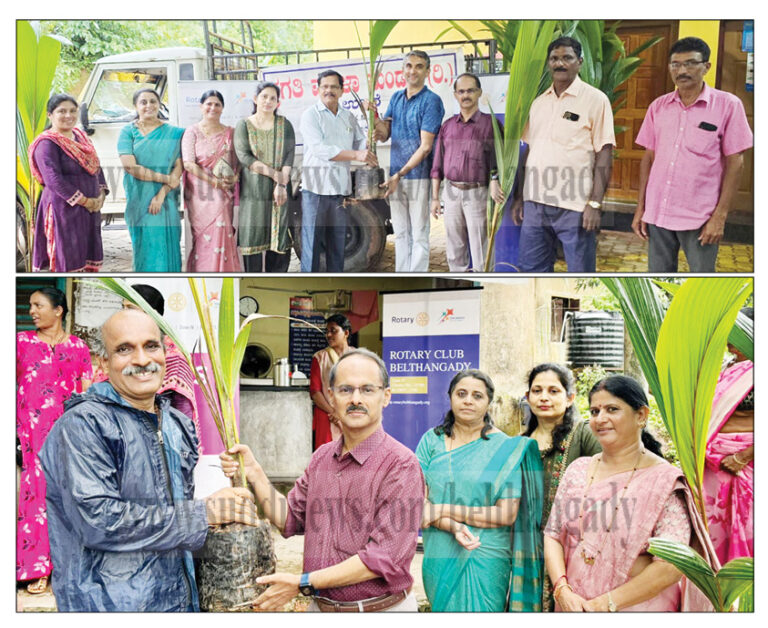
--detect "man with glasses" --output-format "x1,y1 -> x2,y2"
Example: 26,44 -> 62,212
513,36 -> 615,272
633,37 -> 753,272
371,51 -> 445,272
220,348 -> 424,612
430,73 -> 505,271
300,70 -> 378,272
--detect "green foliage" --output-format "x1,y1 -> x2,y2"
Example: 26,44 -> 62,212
648,539 -> 753,611
655,278 -> 752,521
354,20 -> 399,150
484,20 -> 556,271
17,20 -> 66,271
41,20 -> 313,93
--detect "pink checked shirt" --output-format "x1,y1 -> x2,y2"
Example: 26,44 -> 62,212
283,426 -> 424,601
635,84 -> 753,230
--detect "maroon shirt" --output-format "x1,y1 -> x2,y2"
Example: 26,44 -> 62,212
430,109 -> 499,183
283,425 -> 424,601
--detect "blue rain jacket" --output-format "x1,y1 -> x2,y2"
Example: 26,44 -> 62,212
40,382 -> 208,611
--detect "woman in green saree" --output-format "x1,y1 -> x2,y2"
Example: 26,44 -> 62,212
417,370 -> 543,612
118,88 -> 184,272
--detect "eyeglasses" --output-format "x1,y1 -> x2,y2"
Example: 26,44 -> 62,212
332,385 -> 386,397
669,60 -> 706,70
455,88 -> 479,96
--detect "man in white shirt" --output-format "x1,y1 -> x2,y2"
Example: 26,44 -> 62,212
300,70 -> 377,272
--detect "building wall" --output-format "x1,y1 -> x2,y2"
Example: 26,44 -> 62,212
313,20 -> 487,54
239,276 -> 437,370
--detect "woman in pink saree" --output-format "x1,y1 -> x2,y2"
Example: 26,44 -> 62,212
703,337 -> 753,564
182,90 -> 241,271
544,375 -> 716,612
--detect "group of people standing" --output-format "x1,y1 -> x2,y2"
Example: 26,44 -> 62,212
29,83 -> 296,274
27,35 -> 751,274
17,290 -> 753,611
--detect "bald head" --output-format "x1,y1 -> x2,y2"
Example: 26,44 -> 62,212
101,309 -> 163,356
101,309 -> 166,411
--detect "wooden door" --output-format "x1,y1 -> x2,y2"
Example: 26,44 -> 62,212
717,20 -> 754,217
607,21 -> 676,203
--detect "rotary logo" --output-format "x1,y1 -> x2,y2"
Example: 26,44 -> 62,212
167,292 -> 186,312
415,312 -> 429,326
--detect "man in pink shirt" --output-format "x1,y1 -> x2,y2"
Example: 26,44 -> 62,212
221,348 -> 424,612
633,37 -> 753,272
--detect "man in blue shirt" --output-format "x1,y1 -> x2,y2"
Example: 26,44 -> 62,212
373,51 -> 445,272
301,70 -> 377,272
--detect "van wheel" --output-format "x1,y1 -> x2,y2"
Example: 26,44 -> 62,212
289,197 -> 388,272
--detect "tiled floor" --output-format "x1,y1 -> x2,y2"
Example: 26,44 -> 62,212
99,217 -> 753,274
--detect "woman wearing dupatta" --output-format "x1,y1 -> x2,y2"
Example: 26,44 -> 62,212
522,363 -> 601,610
545,376 -> 717,612
417,370 -> 543,612
182,90 -> 241,272
29,94 -> 107,272
309,314 -> 354,450
703,320 -> 753,563
118,88 -> 184,272
234,82 -> 296,272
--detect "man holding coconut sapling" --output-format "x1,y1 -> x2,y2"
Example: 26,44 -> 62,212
370,50 -> 445,272
40,309 -> 258,612
221,348 -> 425,612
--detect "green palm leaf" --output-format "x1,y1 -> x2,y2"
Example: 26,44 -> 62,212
655,278 -> 752,519
717,558 -> 754,611
600,278 -> 666,414
218,278 -> 236,394
648,538 -> 720,606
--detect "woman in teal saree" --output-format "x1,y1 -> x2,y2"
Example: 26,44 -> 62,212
417,370 -> 543,612
118,88 -> 184,272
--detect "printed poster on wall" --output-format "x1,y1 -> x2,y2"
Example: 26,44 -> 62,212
289,296 -> 328,378
382,289 -> 481,452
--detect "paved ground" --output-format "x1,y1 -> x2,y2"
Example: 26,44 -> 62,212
98,217 -> 752,274
17,528 -> 427,612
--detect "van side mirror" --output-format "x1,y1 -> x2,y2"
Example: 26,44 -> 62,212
79,103 -> 95,136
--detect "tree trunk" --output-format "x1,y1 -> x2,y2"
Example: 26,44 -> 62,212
196,520 -> 276,611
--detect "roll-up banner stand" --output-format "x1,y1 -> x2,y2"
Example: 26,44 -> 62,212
381,289 -> 482,452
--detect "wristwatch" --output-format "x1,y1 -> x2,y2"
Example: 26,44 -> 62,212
587,200 -> 602,210
299,572 -> 316,597
607,590 -> 617,612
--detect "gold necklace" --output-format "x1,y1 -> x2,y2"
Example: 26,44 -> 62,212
38,328 -> 66,351
578,449 -> 645,565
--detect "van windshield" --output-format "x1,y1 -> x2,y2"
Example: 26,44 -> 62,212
88,68 -> 168,122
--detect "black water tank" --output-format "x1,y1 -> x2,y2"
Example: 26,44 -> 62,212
566,311 -> 624,369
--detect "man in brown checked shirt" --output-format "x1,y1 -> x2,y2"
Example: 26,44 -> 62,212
221,348 -> 425,612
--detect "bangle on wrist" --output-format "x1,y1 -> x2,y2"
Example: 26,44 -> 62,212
607,590 -> 617,612
553,574 -> 567,589
732,452 -> 749,465
553,583 -> 572,601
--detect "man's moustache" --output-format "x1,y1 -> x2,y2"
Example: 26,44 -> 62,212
122,362 -> 162,376
346,404 -> 368,414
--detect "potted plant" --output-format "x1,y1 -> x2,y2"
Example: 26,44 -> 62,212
351,20 -> 398,200
89,277 -> 324,611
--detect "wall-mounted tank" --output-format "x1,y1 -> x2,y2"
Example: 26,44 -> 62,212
565,311 -> 625,370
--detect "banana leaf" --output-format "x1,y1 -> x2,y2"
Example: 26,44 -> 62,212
655,278 -> 752,520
